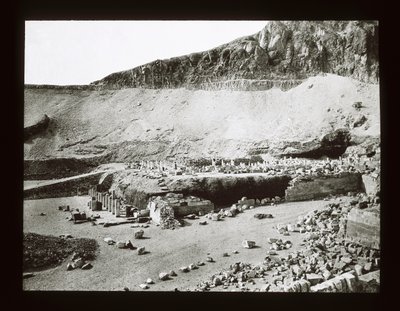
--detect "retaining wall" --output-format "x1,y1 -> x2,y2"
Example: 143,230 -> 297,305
24,172 -> 105,200
285,173 -> 363,201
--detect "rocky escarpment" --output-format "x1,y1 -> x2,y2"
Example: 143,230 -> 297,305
91,21 -> 378,90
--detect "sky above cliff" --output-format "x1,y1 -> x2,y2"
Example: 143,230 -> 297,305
25,21 -> 268,85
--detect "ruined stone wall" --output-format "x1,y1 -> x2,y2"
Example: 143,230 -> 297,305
24,158 -> 102,180
165,174 -> 292,206
285,173 -> 363,201
24,172 -> 104,200
169,200 -> 214,217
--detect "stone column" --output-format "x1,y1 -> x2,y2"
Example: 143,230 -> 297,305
111,199 -> 116,214
110,191 -> 115,214
108,196 -> 112,213
102,194 -> 106,210
90,196 -> 97,210
105,194 -> 111,212
115,200 -> 121,217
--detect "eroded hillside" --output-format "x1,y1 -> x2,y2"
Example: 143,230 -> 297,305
24,74 -> 379,162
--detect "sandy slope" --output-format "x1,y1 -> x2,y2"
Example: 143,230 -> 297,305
24,196 -> 330,291
24,74 -> 379,160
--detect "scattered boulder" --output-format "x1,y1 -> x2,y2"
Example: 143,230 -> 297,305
104,237 -> 115,245
159,272 -> 169,281
139,283 -> 149,289
81,263 -> 93,270
60,234 -> 73,239
72,258 -> 85,269
169,270 -> 177,277
185,214 -> 197,219
125,240 -> 135,249
242,240 -> 256,249
116,241 -> 126,249
134,230 -> 144,239
267,238 -> 279,244
146,278 -> 154,284
254,213 -> 273,219
211,213 -> 221,221
213,276 -> 222,286
137,246 -> 146,255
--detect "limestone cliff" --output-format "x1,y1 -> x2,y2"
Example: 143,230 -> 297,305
91,21 -> 378,90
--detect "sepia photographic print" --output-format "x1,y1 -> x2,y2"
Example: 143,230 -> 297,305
23,20 -> 380,293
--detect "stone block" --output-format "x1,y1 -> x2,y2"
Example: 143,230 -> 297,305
242,240 -> 256,249
361,174 -> 380,196
72,258 -> 85,269
332,277 -> 348,292
134,230 -> 144,239
299,280 -> 311,292
306,273 -> 324,286
346,208 -> 380,249
341,272 -> 358,292
104,237 -> 115,244
116,241 -> 126,249
357,270 -> 380,292
211,213 -> 221,221
159,272 -> 169,281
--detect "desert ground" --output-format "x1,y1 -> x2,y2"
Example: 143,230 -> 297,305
23,195 -> 329,291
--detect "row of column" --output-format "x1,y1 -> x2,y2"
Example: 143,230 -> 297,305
88,187 -> 121,216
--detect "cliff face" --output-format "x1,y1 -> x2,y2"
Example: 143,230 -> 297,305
24,21 -> 380,166
91,21 -> 378,89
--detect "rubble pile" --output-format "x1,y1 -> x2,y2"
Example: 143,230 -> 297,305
193,196 -> 380,292
204,196 -> 281,221
194,262 -> 275,292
